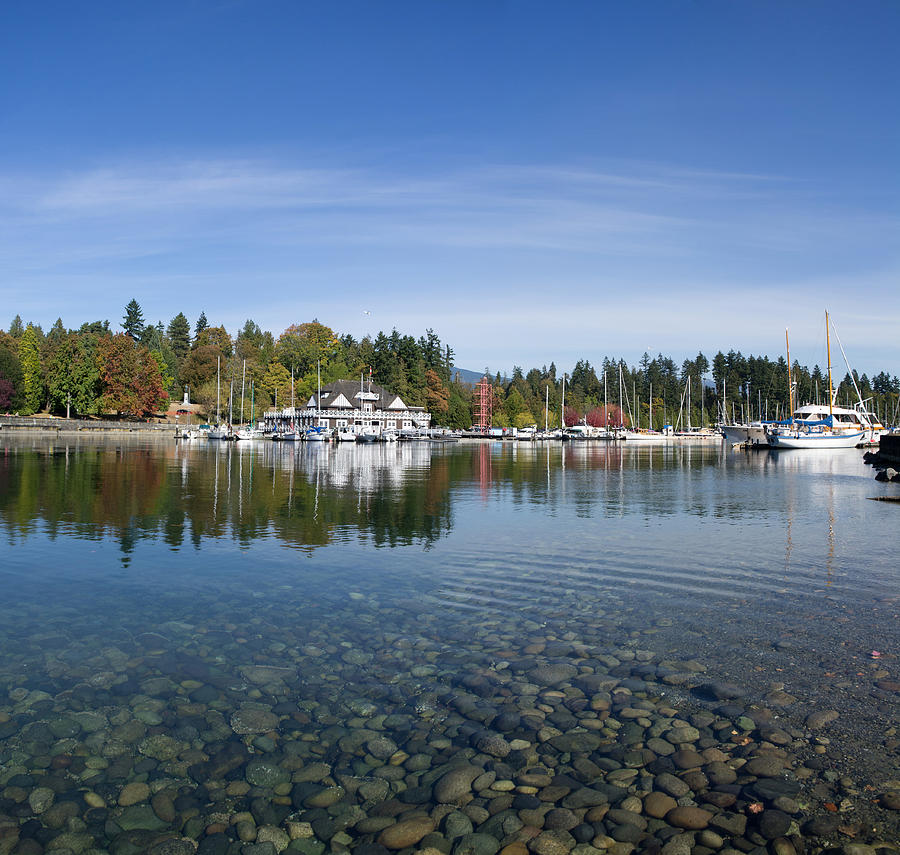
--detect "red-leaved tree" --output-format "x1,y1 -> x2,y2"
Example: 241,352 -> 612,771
564,405 -> 580,427
98,334 -> 168,418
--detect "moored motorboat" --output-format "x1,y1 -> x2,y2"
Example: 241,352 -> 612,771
355,426 -> 379,443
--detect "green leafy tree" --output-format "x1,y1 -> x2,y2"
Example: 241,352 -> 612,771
260,362 -> 292,408
151,349 -> 176,397
47,334 -> 76,415
0,344 -> 24,410
275,321 -> 340,376
122,299 -> 145,341
69,335 -> 103,415
18,324 -> 43,414
180,345 -> 223,391
194,325 -> 233,357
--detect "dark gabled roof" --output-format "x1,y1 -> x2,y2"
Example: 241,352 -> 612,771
312,379 -> 408,411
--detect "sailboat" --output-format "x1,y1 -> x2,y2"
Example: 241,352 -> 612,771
307,361 -> 331,441
236,360 -> 263,439
207,356 -> 229,439
767,312 -> 866,449
621,381 -> 668,442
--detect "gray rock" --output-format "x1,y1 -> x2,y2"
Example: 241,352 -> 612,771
806,710 -> 839,730
366,736 -> 398,760
757,809 -> 791,840
529,829 -> 576,855
246,758 -> 290,788
444,810 -> 474,839
654,772 -> 691,798
434,765 -> 484,805
548,731 -> 603,753
528,664 -> 578,686
231,707 -> 279,735
474,731 -> 510,758
451,832 -> 501,855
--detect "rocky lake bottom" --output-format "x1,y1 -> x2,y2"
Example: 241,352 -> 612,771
0,437 -> 898,855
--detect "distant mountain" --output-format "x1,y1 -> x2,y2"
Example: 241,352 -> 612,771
452,367 -> 490,385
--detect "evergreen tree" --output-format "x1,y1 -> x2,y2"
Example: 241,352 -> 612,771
18,324 -> 43,414
167,312 -> 192,361
0,344 -> 24,410
79,320 -> 110,335
122,299 -> 145,341
8,315 -> 24,338
194,311 -> 209,343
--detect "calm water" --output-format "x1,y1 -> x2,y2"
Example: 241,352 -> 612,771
1,434 -> 898,853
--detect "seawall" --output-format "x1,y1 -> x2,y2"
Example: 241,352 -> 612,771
0,416 -> 176,435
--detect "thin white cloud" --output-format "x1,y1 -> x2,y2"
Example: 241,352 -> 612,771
1,154 -> 897,376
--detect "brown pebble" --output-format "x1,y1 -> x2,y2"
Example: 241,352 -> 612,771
880,792 -> 900,811
643,791 -> 677,819
377,817 -> 436,850
499,844 -> 529,855
152,792 -> 177,823
666,805 -> 712,830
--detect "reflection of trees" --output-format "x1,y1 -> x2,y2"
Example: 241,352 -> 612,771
0,440 -> 454,555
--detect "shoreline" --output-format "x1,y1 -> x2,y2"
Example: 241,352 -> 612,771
0,415 -> 177,434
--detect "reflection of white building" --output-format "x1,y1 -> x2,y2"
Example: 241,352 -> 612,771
265,380 -> 431,435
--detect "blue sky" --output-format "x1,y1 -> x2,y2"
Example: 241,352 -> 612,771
1,1 -> 898,376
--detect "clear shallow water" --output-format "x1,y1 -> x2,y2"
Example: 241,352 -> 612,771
0,435 -> 898,854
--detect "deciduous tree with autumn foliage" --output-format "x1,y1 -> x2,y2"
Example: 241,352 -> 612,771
97,334 -> 168,418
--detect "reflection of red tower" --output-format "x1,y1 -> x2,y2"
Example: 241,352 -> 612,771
478,442 -> 492,500
474,377 -> 493,430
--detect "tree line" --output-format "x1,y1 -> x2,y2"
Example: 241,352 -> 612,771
1,300 -> 897,427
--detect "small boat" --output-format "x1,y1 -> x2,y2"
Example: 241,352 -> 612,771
337,428 -> 357,442
620,430 -> 669,443
355,426 -> 379,443
236,427 -> 264,441
720,423 -> 770,447
305,426 -> 330,442
380,429 -> 399,442
517,426 -> 537,441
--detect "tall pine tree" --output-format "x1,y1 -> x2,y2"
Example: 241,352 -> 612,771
194,311 -> 209,344
122,299 -> 145,341
167,312 -> 191,361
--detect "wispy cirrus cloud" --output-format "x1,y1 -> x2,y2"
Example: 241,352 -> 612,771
1,154 -> 896,375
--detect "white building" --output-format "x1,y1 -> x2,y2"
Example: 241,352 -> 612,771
264,379 -> 431,435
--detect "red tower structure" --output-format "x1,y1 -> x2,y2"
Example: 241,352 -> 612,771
473,377 -> 493,430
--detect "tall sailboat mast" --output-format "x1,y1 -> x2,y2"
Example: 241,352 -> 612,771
618,363 -> 624,429
561,374 -> 566,429
215,355 -> 221,425
544,385 -> 549,432
240,359 -> 246,426
826,309 -> 834,418
604,370 -> 608,431
786,328 -> 793,420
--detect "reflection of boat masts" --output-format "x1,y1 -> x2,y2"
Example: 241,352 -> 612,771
826,479 -> 835,586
